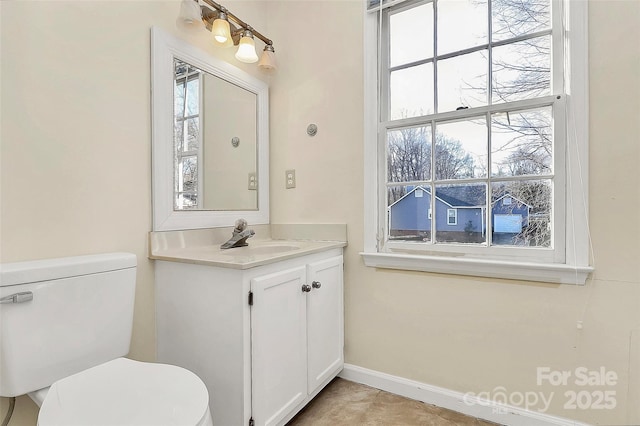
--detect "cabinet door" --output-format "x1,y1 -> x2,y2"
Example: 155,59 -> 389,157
251,266 -> 307,426
306,256 -> 344,393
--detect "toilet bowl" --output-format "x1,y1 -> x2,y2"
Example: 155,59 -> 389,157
34,358 -> 213,426
0,253 -> 213,426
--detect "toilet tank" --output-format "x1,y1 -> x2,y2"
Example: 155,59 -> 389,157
0,253 -> 137,397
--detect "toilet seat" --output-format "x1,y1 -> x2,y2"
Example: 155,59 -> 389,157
38,358 -> 212,426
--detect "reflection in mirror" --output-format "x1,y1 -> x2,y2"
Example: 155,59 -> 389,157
174,60 -> 200,208
173,59 -> 258,211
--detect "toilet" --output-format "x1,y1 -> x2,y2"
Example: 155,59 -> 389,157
0,252 -> 213,426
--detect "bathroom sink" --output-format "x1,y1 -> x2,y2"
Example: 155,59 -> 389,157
220,244 -> 301,256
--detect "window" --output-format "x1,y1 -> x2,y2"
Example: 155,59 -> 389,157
363,0 -> 592,284
447,209 -> 457,226
174,60 -> 203,210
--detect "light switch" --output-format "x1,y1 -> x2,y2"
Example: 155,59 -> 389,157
286,169 -> 296,189
248,173 -> 257,190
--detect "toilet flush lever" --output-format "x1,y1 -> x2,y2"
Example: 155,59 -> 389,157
0,291 -> 33,304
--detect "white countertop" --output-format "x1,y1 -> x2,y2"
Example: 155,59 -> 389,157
149,224 -> 347,269
150,239 -> 346,270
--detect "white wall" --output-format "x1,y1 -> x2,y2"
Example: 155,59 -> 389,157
202,73 -> 258,210
0,1 -> 268,423
265,0 -> 640,424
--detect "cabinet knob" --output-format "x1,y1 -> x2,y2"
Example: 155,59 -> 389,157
312,281 -> 321,289
302,284 -> 311,293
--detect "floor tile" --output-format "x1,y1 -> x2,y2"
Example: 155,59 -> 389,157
287,378 -> 500,426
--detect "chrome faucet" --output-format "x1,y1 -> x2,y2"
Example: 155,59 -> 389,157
220,219 -> 255,249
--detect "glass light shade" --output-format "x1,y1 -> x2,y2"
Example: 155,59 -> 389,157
212,18 -> 233,47
235,36 -> 259,63
258,50 -> 277,71
177,0 -> 204,31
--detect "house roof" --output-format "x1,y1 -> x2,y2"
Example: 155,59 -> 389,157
436,185 -> 486,207
390,185 -> 532,209
492,193 -> 531,208
389,185 -> 486,209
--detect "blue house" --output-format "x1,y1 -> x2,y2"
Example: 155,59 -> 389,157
389,186 -> 530,241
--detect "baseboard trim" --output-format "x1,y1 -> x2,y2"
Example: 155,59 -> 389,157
339,364 -> 591,426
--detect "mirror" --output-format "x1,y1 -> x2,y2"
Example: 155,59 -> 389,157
152,27 -> 269,231
173,59 -> 257,211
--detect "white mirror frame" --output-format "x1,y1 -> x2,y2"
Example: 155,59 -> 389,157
151,26 -> 269,231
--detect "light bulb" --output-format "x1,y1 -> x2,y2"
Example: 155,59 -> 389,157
235,31 -> 258,63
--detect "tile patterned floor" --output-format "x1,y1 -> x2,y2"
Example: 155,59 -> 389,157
287,378 -> 500,426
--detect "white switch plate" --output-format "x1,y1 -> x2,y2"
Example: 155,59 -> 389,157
286,169 -> 296,189
248,172 -> 257,190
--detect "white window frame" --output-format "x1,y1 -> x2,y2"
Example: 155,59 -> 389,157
447,209 -> 457,226
362,0 -> 593,284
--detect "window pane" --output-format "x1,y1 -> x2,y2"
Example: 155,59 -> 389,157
437,0 -> 488,55
174,119 -> 184,153
174,82 -> 185,119
435,184 -> 486,244
492,35 -> 551,103
491,180 -> 551,247
174,60 -> 189,118
437,50 -> 488,112
492,0 -> 551,42
388,185 -> 432,242
390,64 -> 434,119
447,209 -> 457,224
435,118 -> 488,180
368,0 -> 391,10
390,3 -> 434,67
491,107 -> 552,177
179,156 -> 198,192
175,193 -> 198,210
184,117 -> 200,152
387,126 -> 432,183
186,77 -> 200,115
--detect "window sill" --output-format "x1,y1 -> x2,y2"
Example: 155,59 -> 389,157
360,252 -> 593,285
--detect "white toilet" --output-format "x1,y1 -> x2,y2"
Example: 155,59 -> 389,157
0,252 -> 213,426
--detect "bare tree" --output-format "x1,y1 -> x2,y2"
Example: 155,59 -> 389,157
387,127 -> 476,203
492,109 -> 552,176
434,135 -> 475,180
387,126 -> 430,184
491,0 -> 551,41
488,0 -> 553,246
493,179 -> 551,246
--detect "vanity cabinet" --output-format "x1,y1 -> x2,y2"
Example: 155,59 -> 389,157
155,248 -> 343,426
251,255 -> 344,426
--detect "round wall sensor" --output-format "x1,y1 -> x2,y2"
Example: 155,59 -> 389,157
307,124 -> 318,137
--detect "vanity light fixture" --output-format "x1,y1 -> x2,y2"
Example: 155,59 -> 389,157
235,29 -> 259,63
176,0 -> 205,32
211,8 -> 233,48
177,0 -> 276,71
258,44 -> 277,71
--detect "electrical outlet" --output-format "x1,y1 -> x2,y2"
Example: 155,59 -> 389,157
248,173 -> 257,190
286,169 -> 296,189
